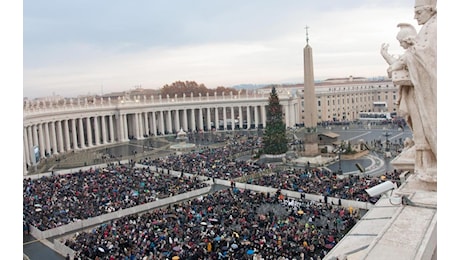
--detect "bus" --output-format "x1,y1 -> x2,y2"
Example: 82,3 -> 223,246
358,112 -> 393,121
372,101 -> 387,112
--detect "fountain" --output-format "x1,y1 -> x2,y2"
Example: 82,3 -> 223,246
170,128 -> 196,154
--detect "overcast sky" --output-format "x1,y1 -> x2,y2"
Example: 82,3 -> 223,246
23,0 -> 426,99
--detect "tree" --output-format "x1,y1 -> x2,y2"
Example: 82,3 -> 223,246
261,86 -> 288,155
160,81 -> 240,97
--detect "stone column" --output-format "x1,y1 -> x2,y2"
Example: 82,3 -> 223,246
101,115 -> 107,144
183,109 -> 188,131
190,109 -> 196,132
159,111 -> 165,135
246,105 -> 251,129
214,107 -> 219,130
284,105 -> 290,128
239,106 -> 243,129
230,107 -> 235,130
32,124 -> 38,148
93,116 -> 100,145
117,114 -> 124,142
144,112 -> 149,136
223,107 -> 227,130
198,108 -> 203,131
151,111 -> 157,136
254,106 -> 259,128
71,119 -> 78,150
108,115 -> 114,142
24,126 -> 31,165
123,114 -> 129,141
175,110 -> 180,132
166,110 -> 172,134
26,125 -> 33,154
78,118 -> 86,148
51,121 -> 58,154
134,113 -> 143,140
261,105 -> 266,128
57,120 -> 64,153
44,122 -> 51,154
207,108 -> 212,131
38,123 -> 46,157
290,101 -> 295,127
86,117 -> 93,147
63,119 -> 71,151
139,113 -> 145,139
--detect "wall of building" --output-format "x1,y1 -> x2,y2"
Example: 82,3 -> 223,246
23,91 -> 300,174
23,79 -> 399,175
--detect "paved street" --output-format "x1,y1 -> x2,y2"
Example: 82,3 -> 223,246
24,235 -> 65,260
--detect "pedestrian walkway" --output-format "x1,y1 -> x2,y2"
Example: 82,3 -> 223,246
23,235 -> 65,260
322,152 -> 388,177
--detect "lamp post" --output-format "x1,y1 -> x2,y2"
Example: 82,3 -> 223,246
334,143 -> 346,175
338,148 -> 343,175
383,131 -> 391,152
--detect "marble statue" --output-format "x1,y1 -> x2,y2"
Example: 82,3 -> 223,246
384,0 -> 437,183
381,23 -> 418,134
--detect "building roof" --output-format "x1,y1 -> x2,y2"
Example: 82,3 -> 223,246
319,132 -> 340,138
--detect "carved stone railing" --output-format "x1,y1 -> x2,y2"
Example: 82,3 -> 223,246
24,90 -> 296,116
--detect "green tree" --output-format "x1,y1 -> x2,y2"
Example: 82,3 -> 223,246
261,86 -> 288,155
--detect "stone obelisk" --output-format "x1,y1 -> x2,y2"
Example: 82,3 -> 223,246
302,26 -> 319,156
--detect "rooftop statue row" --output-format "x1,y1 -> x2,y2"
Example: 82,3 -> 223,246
24,89 -> 296,112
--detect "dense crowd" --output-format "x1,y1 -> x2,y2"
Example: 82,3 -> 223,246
138,136 -> 269,180
23,132 -> 404,259
64,188 -> 361,260
136,135 -> 402,204
247,167 -> 402,203
23,163 -> 208,231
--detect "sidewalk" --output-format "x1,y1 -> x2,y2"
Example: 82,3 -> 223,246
23,235 -> 65,260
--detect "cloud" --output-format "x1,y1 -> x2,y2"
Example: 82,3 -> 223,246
23,0 -> 416,98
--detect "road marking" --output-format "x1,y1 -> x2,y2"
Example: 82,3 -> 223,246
346,131 -> 372,141
23,238 -> 41,246
389,132 -> 405,141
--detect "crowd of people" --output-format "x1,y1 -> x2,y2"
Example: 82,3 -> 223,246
64,188 -> 360,260
23,133 -> 405,259
138,136 -> 269,181
23,163 -> 209,231
247,167 -> 401,203
136,136 -> 402,204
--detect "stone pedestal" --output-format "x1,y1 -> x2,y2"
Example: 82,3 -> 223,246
391,145 -> 437,186
391,145 -> 415,172
303,142 -> 319,157
303,132 -> 319,157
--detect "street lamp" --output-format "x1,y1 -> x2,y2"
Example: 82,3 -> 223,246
334,143 -> 346,175
383,131 -> 391,152
337,148 -> 344,174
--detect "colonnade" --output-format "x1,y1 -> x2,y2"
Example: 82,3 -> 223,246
24,98 -> 299,172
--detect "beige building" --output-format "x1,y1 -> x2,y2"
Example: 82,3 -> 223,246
273,76 -> 399,124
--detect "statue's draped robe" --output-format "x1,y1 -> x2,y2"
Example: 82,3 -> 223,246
405,14 -> 437,159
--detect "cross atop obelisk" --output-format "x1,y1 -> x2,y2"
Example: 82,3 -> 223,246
305,25 -> 309,45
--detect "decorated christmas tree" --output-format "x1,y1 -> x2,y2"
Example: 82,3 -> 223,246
261,86 -> 288,155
